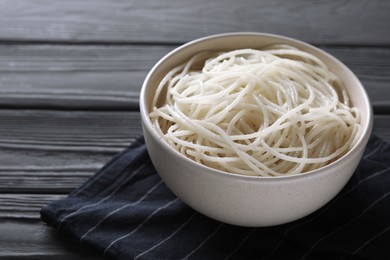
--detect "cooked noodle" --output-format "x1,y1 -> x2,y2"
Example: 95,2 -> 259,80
149,44 -> 361,177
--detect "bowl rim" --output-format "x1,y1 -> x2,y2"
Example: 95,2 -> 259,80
140,32 -> 373,182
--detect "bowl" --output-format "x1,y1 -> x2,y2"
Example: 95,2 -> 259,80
140,32 -> 373,227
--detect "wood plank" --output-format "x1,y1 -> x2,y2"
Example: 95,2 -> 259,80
0,0 -> 388,45
0,109 -> 141,151
0,72 -> 143,110
0,110 -> 142,193
0,44 -> 170,71
0,194 -> 65,219
0,221 -> 105,259
0,45 -> 389,109
0,44 -> 174,109
0,171 -> 94,194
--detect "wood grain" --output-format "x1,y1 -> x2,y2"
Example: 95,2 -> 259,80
0,194 -> 65,219
0,44 -> 169,71
0,110 -> 141,193
0,221 -> 105,259
0,0 -> 389,45
0,72 -> 142,110
0,45 -> 389,109
0,44 -> 172,109
0,109 -> 141,151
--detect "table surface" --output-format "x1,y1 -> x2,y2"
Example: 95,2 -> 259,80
1,1 -> 389,259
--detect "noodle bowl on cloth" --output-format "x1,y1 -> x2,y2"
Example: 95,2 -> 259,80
149,44 -> 361,177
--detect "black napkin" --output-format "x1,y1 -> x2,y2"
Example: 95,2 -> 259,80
41,135 -> 390,260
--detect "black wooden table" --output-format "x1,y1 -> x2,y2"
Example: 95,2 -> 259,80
0,1 -> 389,259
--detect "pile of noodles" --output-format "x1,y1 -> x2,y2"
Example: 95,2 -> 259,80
149,44 -> 361,177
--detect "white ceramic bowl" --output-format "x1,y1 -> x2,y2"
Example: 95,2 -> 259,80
140,32 -> 373,227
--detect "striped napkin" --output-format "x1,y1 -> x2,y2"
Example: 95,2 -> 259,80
41,135 -> 390,260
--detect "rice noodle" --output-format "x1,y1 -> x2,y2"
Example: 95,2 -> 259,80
149,45 -> 361,177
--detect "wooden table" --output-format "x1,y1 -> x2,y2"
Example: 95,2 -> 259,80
1,1 -> 389,258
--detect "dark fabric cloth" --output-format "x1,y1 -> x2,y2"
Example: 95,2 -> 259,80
41,135 -> 390,260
